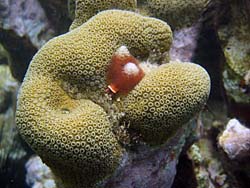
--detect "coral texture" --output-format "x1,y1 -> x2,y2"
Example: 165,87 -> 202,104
219,1 -> 250,107
118,61 -> 210,144
139,0 -> 209,29
17,79 -> 122,188
68,0 -> 76,19
224,37 -> 250,78
16,10 -> 173,188
70,0 -> 136,30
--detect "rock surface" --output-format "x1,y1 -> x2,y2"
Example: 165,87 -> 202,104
219,119 -> 250,160
0,0 -> 58,81
0,64 -> 27,188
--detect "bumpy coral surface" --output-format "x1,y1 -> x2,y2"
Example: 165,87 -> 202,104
70,0 -> 136,30
17,74 -> 122,188
139,0 -> 209,29
224,37 -> 250,78
119,61 -> 210,144
16,10 -> 173,188
68,0 -> 76,19
219,2 -> 250,104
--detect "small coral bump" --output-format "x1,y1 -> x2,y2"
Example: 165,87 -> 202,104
106,46 -> 145,95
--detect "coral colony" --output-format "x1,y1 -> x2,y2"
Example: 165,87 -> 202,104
15,8 -> 210,188
0,0 -> 247,187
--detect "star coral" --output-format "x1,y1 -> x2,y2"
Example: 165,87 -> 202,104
15,10 -> 173,188
70,0 -> 136,30
118,61 -> 211,145
139,0 -> 210,29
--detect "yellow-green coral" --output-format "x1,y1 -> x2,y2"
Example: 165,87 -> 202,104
224,36 -> 250,77
220,8 -> 250,78
16,10 -> 172,188
16,7 -> 211,187
218,1 -> 250,77
118,61 -> 210,145
70,0 -> 136,30
68,0 -> 76,19
16,75 -> 122,188
139,0 -> 210,29
218,1 -> 250,104
29,10 -> 172,100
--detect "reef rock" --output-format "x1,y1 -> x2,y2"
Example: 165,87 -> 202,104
219,118 -> 250,160
0,0 -> 56,81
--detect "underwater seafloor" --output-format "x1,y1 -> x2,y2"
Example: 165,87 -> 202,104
0,0 -> 250,188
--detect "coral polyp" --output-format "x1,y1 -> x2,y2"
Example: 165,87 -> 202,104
106,46 -> 145,95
